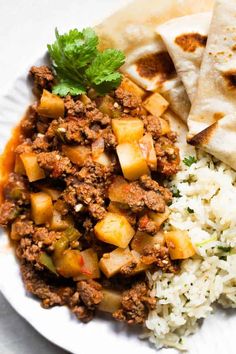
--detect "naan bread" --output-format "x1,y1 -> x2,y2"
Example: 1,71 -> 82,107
96,0 -> 214,122
157,12 -> 211,103
188,0 -> 236,139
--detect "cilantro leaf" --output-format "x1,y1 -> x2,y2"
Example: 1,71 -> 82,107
187,207 -> 194,214
218,246 -> 232,253
86,49 -> 125,94
47,28 -> 125,96
183,156 -> 197,167
171,185 -> 182,198
52,80 -> 86,97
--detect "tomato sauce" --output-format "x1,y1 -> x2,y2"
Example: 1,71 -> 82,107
0,124 -> 22,203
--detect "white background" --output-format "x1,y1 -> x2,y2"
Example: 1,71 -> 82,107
0,1 -> 130,353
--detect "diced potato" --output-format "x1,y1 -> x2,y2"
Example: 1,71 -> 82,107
93,152 -> 112,167
139,133 -> 157,170
50,209 -> 71,231
148,206 -> 170,229
130,250 -> 149,274
143,92 -> 169,117
164,230 -> 196,260
120,77 -> 145,99
20,152 -> 45,182
62,145 -> 91,166
37,89 -> 65,118
30,192 -> 53,225
116,142 -> 149,181
107,202 -> 131,221
40,187 -> 61,200
108,176 -> 129,204
131,231 -> 165,253
14,155 -> 26,175
112,118 -> 144,144
159,117 -> 171,135
74,248 -> 100,280
55,249 -> 83,278
98,289 -> 122,313
94,212 -> 135,248
99,247 -> 134,278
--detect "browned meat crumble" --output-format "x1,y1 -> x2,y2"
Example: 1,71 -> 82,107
0,65 -> 181,325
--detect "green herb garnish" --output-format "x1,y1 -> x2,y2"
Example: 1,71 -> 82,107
171,185 -> 182,198
187,207 -> 194,214
183,156 -> 197,167
47,28 -> 125,96
218,246 -> 232,253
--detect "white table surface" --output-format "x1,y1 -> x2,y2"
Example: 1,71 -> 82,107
0,1 -> 130,353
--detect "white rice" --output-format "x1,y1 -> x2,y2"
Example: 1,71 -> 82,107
145,149 -> 236,351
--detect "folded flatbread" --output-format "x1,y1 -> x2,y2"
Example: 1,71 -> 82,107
96,0 -> 214,122
121,40 -> 191,122
157,12 -> 211,103
188,0 -> 236,139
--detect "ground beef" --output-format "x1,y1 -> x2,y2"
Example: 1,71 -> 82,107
3,173 -> 30,205
138,214 -> 158,234
77,160 -> 113,187
0,73 -> 181,327
36,117 -> 51,134
14,140 -> 33,155
126,181 -> 166,213
37,151 -> 75,178
32,135 -> 51,152
29,66 -> 54,91
16,237 -> 42,268
141,244 -> 178,273
85,104 -> 111,126
113,282 -> 156,324
139,175 -> 172,203
20,104 -> 38,136
119,261 -> 138,276
143,115 -> 162,139
11,219 -> 34,237
63,182 -> 106,220
115,87 -> 141,109
77,280 -> 103,308
155,137 -> 180,176
88,203 -> 106,220
64,96 -> 85,116
33,227 -> 61,247
0,201 -> 19,227
20,262 -> 73,308
101,127 -> 117,149
72,305 -> 94,323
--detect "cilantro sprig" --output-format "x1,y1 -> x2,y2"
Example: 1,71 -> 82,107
47,28 -> 125,96
183,156 -> 197,167
171,185 -> 182,198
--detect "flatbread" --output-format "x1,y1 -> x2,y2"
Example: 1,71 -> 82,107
157,12 -> 211,103
121,39 -> 191,122
188,0 -> 236,139
190,114 -> 236,170
96,0 -> 214,122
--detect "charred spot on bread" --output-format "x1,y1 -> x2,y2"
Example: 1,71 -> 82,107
135,52 -> 175,81
175,33 -> 207,52
223,69 -> 236,89
188,122 -> 218,146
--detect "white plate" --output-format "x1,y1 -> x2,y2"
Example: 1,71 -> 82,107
0,7 -> 236,354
